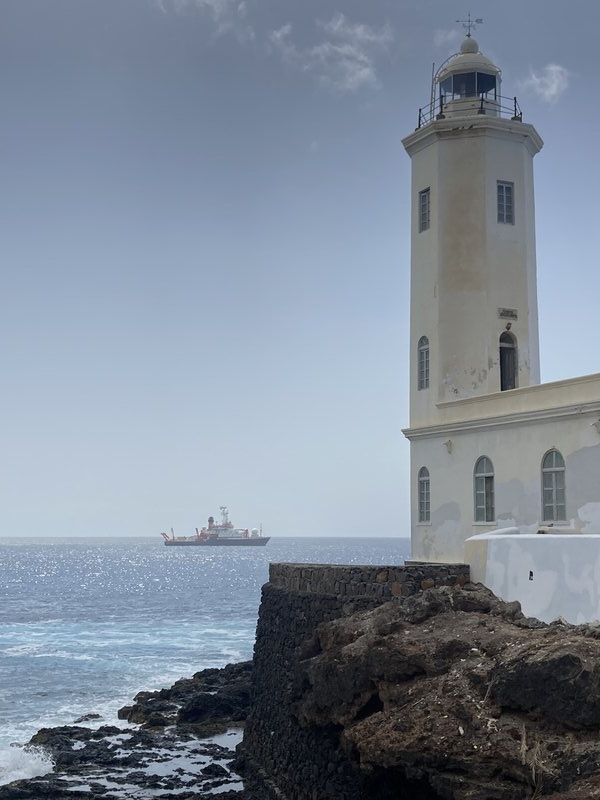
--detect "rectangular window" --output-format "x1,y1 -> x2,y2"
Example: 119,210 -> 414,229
418,345 -> 429,390
474,476 -> 495,522
543,471 -> 566,521
418,470 -> 430,523
419,188 -> 430,232
419,484 -> 430,522
497,181 -> 514,224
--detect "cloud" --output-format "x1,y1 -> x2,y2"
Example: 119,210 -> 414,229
156,0 -> 254,40
433,28 -> 460,49
270,13 -> 393,94
318,13 -> 393,50
519,64 -> 569,104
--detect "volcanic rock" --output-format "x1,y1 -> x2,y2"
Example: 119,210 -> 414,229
118,660 -> 252,732
0,663 -> 256,800
292,583 -> 600,799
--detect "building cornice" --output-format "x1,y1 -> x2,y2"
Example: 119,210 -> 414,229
403,397 -> 600,441
437,372 -> 600,413
402,116 -> 543,158
402,374 -> 600,440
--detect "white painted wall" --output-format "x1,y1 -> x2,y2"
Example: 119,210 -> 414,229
466,531 -> 600,624
406,376 -> 600,564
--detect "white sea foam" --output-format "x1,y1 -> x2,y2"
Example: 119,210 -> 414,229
0,698 -> 136,749
33,650 -> 95,661
0,744 -> 54,785
1,644 -> 44,657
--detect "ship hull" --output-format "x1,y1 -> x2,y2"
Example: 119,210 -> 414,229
164,537 -> 270,547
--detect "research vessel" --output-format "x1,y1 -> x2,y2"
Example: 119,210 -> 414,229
161,506 -> 269,546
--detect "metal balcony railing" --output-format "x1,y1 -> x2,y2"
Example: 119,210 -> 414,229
416,94 -> 523,130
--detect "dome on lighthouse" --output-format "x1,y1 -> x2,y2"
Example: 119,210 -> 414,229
434,37 -> 501,113
461,37 -> 479,54
436,38 -> 500,85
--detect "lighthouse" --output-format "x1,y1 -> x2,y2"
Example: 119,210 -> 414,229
403,36 -> 543,423
401,35 -> 600,575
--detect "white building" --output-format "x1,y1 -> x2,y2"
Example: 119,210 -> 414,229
402,35 -> 600,623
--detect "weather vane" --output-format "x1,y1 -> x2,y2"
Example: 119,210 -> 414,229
456,12 -> 483,38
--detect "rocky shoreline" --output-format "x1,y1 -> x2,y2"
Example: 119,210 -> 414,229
0,662 -> 257,800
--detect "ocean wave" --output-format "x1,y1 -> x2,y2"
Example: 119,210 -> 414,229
0,645 -> 94,662
32,651 -> 95,661
0,644 -> 44,657
0,744 -> 54,786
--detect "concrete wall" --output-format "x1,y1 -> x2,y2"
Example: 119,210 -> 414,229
466,531 -> 600,624
242,561 -> 469,800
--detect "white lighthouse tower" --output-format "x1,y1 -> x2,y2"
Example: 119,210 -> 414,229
403,35 -> 543,426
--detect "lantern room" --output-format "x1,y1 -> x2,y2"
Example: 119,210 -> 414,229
434,37 -> 502,120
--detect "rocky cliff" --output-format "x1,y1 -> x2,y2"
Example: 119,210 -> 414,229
242,565 -> 600,800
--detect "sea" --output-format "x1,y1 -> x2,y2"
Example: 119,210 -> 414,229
0,535 -> 410,785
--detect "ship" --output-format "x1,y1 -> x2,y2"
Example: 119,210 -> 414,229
161,506 -> 270,546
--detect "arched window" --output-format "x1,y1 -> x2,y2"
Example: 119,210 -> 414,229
418,467 -> 430,522
474,456 -> 495,522
499,332 -> 517,391
542,449 -> 566,521
418,336 -> 429,390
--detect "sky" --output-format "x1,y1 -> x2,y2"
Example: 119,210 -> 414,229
1,0 -> 598,538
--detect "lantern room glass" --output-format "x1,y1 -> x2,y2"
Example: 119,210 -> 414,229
439,72 -> 497,101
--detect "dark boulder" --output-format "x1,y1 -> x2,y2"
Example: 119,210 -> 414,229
118,660 -> 253,729
291,584 -> 600,799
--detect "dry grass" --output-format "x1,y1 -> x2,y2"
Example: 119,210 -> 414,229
520,726 -> 544,799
